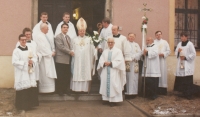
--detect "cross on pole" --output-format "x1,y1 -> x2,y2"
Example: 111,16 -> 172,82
139,3 -> 153,16
139,3 -> 153,99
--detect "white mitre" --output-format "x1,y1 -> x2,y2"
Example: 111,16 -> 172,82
76,17 -> 87,30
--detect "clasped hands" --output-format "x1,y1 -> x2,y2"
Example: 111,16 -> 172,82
28,60 -> 33,66
104,61 -> 111,66
178,48 -> 185,60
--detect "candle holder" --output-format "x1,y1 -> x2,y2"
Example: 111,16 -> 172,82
28,50 -> 33,74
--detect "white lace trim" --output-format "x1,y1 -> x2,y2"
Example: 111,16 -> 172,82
15,80 -> 37,91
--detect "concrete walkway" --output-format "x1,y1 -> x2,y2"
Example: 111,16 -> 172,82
25,100 -> 147,117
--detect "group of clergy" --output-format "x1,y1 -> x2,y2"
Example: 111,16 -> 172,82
12,11 -> 196,110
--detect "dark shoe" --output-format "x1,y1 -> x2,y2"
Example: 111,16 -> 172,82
109,102 -> 116,107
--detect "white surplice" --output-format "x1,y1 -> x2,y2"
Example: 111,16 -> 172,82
97,47 -> 126,102
105,34 -> 132,61
142,43 -> 161,77
98,23 -> 113,50
16,40 -> 39,81
12,46 -> 37,91
126,41 -> 141,95
32,20 -> 55,51
70,36 -> 97,92
34,32 -> 57,93
175,41 -> 196,76
54,21 -> 77,40
154,39 -> 170,88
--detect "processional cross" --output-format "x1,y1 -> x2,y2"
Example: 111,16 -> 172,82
139,3 -> 152,99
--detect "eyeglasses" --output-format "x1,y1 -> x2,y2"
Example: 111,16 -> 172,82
107,42 -> 114,44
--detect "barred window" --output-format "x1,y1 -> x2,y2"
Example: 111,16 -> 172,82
175,0 -> 200,49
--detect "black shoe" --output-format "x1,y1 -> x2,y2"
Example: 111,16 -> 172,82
109,102 -> 116,107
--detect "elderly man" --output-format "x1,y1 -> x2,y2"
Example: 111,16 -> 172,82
174,32 -> 196,99
97,38 -> 126,107
34,23 -> 57,93
125,33 -> 141,99
154,31 -> 171,95
32,12 -> 55,50
70,18 -> 97,92
142,37 -> 161,100
105,25 -> 131,62
55,23 -> 74,96
55,12 -> 77,39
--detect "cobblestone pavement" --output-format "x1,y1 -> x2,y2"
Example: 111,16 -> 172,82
24,100 -> 147,117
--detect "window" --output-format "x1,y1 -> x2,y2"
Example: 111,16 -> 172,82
175,0 -> 200,49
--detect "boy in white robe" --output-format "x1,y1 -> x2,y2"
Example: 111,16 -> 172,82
32,12 -> 55,51
12,34 -> 38,110
125,33 -> 141,99
142,37 -> 161,100
97,38 -> 126,106
54,12 -> 77,39
34,23 -> 57,93
70,18 -> 97,92
174,32 -> 196,99
16,28 -> 39,81
154,31 -> 170,95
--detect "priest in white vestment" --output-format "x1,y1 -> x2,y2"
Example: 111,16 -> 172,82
97,38 -> 126,106
154,31 -> 171,95
142,37 -> 161,100
16,28 -> 39,81
54,12 -> 77,39
34,23 -> 57,93
125,33 -> 141,98
32,12 -> 55,50
105,25 -> 131,61
70,18 -> 97,92
98,17 -> 113,51
174,32 -> 196,99
12,34 -> 38,110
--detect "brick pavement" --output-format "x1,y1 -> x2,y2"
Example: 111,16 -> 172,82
24,100 -> 147,117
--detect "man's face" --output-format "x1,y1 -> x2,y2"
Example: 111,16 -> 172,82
24,31 -> 32,40
181,35 -> 187,42
40,15 -> 48,23
112,27 -> 118,35
155,32 -> 162,40
146,37 -> 153,45
63,15 -> 70,23
43,26 -> 49,34
78,29 -> 86,37
19,36 -> 27,47
102,22 -> 108,28
61,25 -> 69,34
128,34 -> 135,42
107,39 -> 115,49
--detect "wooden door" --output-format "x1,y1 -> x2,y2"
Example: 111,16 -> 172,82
38,0 -> 72,33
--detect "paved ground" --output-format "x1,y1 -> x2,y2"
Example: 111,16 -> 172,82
25,100 -> 147,117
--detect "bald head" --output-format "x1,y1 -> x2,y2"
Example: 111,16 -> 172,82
107,38 -> 115,49
146,37 -> 154,45
40,23 -> 48,34
112,25 -> 119,35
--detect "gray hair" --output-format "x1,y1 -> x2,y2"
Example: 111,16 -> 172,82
40,23 -> 48,29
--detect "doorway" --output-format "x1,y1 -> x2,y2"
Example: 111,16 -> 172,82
38,0 -> 105,34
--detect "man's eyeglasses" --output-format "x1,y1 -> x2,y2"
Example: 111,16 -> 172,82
107,42 -> 114,44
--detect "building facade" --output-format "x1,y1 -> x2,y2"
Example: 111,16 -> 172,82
0,0 -> 199,91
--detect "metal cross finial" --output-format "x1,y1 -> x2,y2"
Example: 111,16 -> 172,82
139,3 -> 153,16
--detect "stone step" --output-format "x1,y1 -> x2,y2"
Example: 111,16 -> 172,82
39,94 -> 102,101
